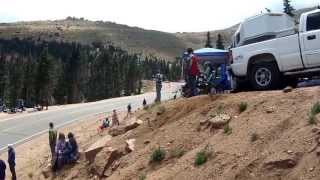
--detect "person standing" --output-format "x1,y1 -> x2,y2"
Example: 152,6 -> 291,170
8,145 -> 16,180
0,158 -> 6,180
127,104 -> 132,115
49,122 -> 57,157
187,48 -> 199,97
142,98 -> 147,108
112,110 -> 120,126
155,72 -> 162,102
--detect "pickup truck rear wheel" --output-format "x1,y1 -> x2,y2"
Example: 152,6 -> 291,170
250,62 -> 281,90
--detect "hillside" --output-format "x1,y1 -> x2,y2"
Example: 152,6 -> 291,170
0,18 -> 186,60
5,86 -> 320,180
174,7 -> 318,50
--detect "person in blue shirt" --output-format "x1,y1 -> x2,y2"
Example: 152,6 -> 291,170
8,145 -> 16,180
0,159 -> 6,180
208,64 -> 231,93
64,132 -> 79,164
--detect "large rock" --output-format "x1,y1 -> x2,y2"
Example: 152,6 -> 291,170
264,153 -> 302,170
85,135 -> 112,163
109,119 -> 143,137
92,147 -> 125,177
125,139 -> 136,153
208,114 -> 231,128
108,127 -> 126,136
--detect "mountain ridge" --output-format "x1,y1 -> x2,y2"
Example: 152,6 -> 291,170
0,7 -> 316,59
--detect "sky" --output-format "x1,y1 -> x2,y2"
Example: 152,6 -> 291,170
0,0 -> 318,32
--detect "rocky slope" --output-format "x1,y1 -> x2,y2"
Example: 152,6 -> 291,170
6,86 -> 320,180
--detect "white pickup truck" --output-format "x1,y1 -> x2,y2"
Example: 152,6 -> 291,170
230,9 -> 320,90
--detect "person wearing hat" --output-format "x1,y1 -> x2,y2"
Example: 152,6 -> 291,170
8,145 -> 16,180
0,158 -> 6,180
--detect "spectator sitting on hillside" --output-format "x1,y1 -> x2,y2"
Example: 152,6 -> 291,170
64,132 -> 79,164
98,117 -> 111,133
53,133 -> 66,171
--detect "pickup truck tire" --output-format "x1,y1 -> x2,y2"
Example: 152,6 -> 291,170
250,62 -> 281,90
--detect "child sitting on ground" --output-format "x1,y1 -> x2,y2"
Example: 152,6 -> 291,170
98,117 -> 111,133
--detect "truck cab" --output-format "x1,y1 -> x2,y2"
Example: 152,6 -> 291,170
299,9 -> 320,68
230,9 -> 320,90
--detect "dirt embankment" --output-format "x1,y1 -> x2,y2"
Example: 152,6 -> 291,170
4,86 -> 320,180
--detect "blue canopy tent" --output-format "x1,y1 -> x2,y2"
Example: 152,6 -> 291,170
193,48 -> 229,65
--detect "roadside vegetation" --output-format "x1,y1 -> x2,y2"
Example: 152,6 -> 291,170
309,102 -> 320,125
238,102 -> 248,113
150,147 -> 166,163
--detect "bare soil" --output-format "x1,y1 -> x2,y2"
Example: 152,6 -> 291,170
3,86 -> 320,180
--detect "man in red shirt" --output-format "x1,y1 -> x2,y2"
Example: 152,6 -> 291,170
187,48 -> 199,96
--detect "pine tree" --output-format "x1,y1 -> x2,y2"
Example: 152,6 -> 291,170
205,32 -> 213,48
35,44 -> 52,107
216,34 -> 225,50
283,0 -> 295,17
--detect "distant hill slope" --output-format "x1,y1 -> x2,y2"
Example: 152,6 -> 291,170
175,7 -> 318,50
0,7 -> 316,59
0,18 -> 187,60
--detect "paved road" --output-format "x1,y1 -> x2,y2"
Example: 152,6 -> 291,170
0,83 -> 181,151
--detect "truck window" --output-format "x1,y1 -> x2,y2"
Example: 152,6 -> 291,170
307,12 -> 320,31
243,35 -> 276,46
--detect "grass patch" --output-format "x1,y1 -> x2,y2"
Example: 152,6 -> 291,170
311,102 -> 320,115
238,102 -> 248,113
223,124 -> 232,135
308,102 -> 320,125
169,147 -> 185,158
194,145 -> 213,166
150,147 -> 166,163
139,174 -> 146,180
195,151 -> 207,166
250,133 -> 259,142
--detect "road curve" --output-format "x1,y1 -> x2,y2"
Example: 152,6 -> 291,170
0,83 -> 181,151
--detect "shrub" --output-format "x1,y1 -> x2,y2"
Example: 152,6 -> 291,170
194,145 -> 213,166
139,175 -> 146,180
308,102 -> 320,125
238,102 -> 248,113
195,151 -> 207,166
224,124 -> 232,135
311,102 -> 320,115
150,147 -> 166,163
250,133 -> 259,142
170,147 -> 185,158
